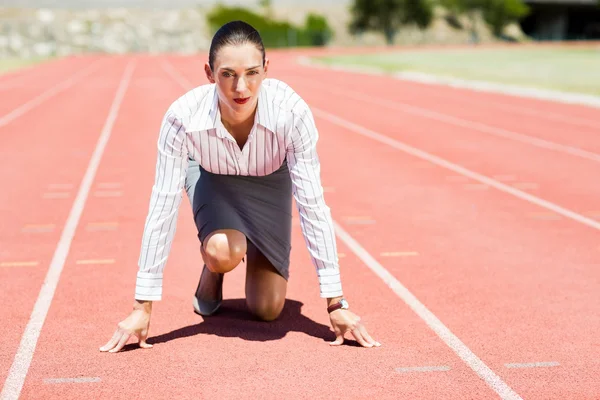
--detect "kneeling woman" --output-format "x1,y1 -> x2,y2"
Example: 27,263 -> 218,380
100,20 -> 380,353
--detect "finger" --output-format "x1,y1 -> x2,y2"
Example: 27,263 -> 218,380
329,333 -> 344,346
138,329 -> 153,349
99,329 -> 122,352
359,324 -> 381,347
351,327 -> 373,348
108,331 -> 131,353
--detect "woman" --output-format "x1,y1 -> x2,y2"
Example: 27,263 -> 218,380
100,20 -> 380,353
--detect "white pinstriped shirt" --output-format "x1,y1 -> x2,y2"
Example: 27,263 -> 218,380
135,78 -> 342,301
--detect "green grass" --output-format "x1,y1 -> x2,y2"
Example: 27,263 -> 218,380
0,57 -> 53,76
312,46 -> 600,96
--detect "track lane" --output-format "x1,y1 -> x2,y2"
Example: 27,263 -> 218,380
278,74 -> 600,230
0,56 -> 105,117
291,56 -> 600,152
0,57 -> 132,397
18,55 -> 504,400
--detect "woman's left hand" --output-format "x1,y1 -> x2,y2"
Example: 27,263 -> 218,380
329,309 -> 381,348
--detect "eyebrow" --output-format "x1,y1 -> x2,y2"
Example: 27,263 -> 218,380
220,65 -> 261,72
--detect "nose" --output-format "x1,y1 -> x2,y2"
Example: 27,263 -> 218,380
235,76 -> 247,93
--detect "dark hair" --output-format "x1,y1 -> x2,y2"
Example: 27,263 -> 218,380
209,20 -> 266,71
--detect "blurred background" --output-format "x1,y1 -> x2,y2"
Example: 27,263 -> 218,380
0,0 -> 598,95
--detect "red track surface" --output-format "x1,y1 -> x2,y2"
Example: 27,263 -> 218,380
1,50 -> 599,400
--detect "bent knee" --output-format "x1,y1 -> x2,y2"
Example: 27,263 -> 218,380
247,296 -> 285,322
203,230 -> 246,273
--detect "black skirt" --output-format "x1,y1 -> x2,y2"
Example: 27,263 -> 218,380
184,158 -> 293,280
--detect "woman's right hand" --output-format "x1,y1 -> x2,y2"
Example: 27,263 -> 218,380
99,300 -> 153,353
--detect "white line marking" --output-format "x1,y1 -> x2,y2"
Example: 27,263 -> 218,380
75,259 -> 115,265
93,190 -> 123,197
0,60 -> 135,400
86,222 -> 119,231
0,60 -> 104,129
381,251 -> 419,257
512,182 -> 539,190
505,362 -> 560,368
96,182 -> 122,189
334,221 -> 522,399
21,224 -> 55,233
395,366 -> 450,372
47,184 -> 74,190
42,192 -> 70,199
165,60 -> 521,399
44,377 -> 101,384
313,108 -> 600,232
0,261 -> 39,267
295,76 -> 600,164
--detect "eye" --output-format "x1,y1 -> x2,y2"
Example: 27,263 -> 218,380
222,72 -> 233,78
248,70 -> 259,75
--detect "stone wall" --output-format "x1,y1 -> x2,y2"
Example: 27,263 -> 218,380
0,7 -> 213,58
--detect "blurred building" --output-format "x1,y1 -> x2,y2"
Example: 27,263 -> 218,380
519,0 -> 600,40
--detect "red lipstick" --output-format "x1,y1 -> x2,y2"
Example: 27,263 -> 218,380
234,97 -> 250,104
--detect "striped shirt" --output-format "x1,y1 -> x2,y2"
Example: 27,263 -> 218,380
135,78 -> 342,301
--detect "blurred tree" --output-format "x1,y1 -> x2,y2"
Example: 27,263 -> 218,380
206,5 -> 332,48
304,13 -> 334,46
441,0 -> 529,41
349,0 -> 434,44
482,0 -> 529,37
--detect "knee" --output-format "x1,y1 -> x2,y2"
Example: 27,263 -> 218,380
247,294 -> 285,322
203,230 -> 246,274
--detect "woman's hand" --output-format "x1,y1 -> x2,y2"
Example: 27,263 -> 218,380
328,308 -> 381,348
99,300 -> 153,353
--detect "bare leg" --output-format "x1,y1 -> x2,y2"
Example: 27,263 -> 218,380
245,241 -> 287,322
194,229 -> 246,316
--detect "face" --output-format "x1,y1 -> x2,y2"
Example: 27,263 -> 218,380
205,43 -> 269,120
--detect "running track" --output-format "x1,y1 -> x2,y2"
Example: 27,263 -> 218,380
1,49 -> 599,400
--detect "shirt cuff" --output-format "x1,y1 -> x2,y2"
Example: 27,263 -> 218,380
317,268 -> 343,298
135,271 -> 163,301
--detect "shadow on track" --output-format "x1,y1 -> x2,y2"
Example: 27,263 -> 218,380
119,298 -> 361,351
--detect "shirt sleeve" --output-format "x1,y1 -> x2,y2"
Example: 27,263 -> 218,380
135,108 -> 190,301
286,101 -> 343,298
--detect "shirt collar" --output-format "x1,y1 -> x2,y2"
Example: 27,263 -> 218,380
186,82 -> 277,134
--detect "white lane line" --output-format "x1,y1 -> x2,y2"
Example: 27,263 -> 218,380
44,377 -> 101,384
381,251 -> 419,257
296,77 -> 600,164
21,224 -> 56,233
96,182 -> 122,189
42,192 -> 70,199
395,366 -> 451,373
313,108 -> 600,232
0,60 -> 135,400
85,222 -> 119,231
334,221 -> 522,400
0,261 -> 39,267
164,60 -> 522,399
0,59 -> 104,129
47,183 -> 74,190
75,259 -> 115,265
505,362 -> 560,369
94,190 -> 123,197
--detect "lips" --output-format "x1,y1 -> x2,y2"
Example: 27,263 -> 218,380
234,97 -> 250,104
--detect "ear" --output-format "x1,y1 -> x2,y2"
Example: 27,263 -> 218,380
263,58 -> 269,75
204,62 -> 215,83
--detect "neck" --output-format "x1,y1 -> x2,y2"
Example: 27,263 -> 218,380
220,105 -> 256,131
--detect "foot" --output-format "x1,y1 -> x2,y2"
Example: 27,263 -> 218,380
193,265 -> 224,316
